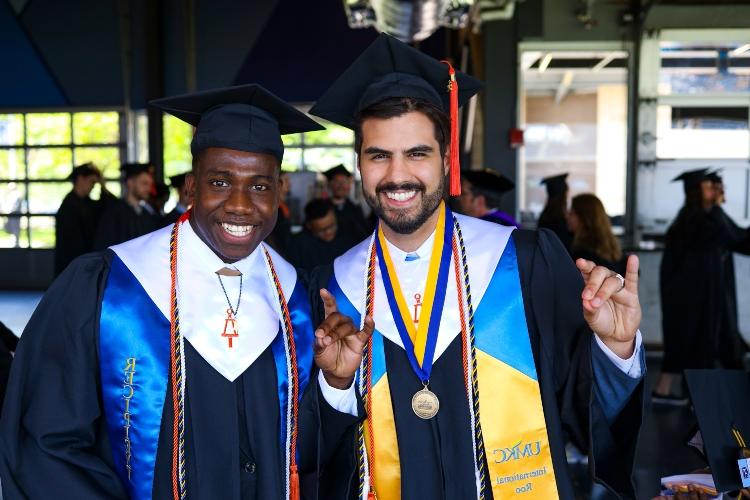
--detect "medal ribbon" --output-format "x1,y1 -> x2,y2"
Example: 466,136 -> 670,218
375,202 -> 453,381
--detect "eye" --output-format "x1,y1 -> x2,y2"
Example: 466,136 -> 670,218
370,153 -> 388,161
252,184 -> 269,191
409,151 -> 428,159
210,179 -> 229,188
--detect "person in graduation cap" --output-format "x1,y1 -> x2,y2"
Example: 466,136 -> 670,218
306,33 -> 645,500
93,162 -> 161,250
163,172 -> 192,226
54,162 -> 116,276
654,168 -> 750,405
454,168 -> 519,227
323,164 -> 371,242
538,173 -> 574,251
0,84 -> 368,500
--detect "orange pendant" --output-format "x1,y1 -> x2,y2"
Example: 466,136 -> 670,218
221,308 -> 239,348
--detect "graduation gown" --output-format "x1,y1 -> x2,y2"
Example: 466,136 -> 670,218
333,199 -> 370,242
537,217 -> 573,253
309,216 -> 644,500
660,205 -> 750,373
93,199 -> 161,250
266,207 -> 293,258
0,227 -> 356,499
54,190 -> 114,276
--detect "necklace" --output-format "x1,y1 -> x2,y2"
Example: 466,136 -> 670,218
217,274 -> 242,349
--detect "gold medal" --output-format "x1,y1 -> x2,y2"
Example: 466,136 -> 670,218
411,385 -> 440,419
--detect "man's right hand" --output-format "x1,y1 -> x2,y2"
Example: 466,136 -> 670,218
313,288 -> 374,389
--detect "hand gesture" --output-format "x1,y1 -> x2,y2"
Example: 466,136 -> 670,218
576,255 -> 642,359
314,289 -> 375,389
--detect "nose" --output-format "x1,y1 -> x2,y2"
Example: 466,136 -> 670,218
223,186 -> 255,216
382,154 -> 413,185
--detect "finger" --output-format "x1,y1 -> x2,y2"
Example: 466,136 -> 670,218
582,265 -> 611,300
590,275 -> 625,308
315,312 -> 353,339
356,315 -> 375,343
625,254 -> 639,293
320,288 -> 339,318
575,258 -> 596,277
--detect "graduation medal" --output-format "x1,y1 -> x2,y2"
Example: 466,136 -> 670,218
375,202 -> 453,419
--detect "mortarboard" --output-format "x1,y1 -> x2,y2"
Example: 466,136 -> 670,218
672,168 -> 710,191
462,169 -> 515,194
121,163 -> 151,180
685,370 -> 750,492
707,168 -> 724,184
540,173 -> 569,197
150,84 -> 323,163
323,164 -> 353,180
309,33 -> 483,196
169,173 -> 188,189
68,162 -> 99,181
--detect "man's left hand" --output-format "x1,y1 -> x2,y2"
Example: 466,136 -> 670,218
576,255 -> 642,359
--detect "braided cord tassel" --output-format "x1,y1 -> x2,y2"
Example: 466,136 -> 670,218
454,217 -> 487,499
169,213 -> 190,500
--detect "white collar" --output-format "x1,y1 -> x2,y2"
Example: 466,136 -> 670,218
333,214 -> 514,362
384,229 -> 436,262
111,222 -> 298,381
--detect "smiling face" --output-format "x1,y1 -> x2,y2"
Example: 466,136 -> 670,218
358,111 -> 448,235
185,147 -> 280,263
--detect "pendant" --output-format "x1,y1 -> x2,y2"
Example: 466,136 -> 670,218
411,384 -> 440,419
221,308 -> 239,348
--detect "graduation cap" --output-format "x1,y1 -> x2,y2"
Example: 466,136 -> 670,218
462,169 -> 515,194
707,168 -> 724,184
685,370 -> 750,492
121,163 -> 151,180
323,164 -> 353,181
309,33 -> 483,196
68,162 -> 99,181
672,168 -> 710,191
150,84 -> 324,163
540,173 -> 569,197
169,173 -> 188,189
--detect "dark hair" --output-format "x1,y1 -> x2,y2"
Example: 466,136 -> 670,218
469,184 -> 504,210
538,192 -> 568,226
354,97 -> 449,158
304,198 -> 334,222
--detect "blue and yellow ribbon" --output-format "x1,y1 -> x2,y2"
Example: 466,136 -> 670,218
375,202 -> 453,381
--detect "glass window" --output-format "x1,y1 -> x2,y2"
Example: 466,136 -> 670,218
656,105 -> 749,159
659,42 -> 750,95
163,114 -> 193,178
0,111 -> 123,248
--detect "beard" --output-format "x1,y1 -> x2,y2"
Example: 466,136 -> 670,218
363,176 -> 446,234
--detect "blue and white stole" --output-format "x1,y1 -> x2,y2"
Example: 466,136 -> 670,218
98,227 -> 313,498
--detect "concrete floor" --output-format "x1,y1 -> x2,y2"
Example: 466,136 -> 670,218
0,291 -> 713,498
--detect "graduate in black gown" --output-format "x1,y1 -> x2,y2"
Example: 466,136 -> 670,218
163,172 -> 191,226
323,165 -> 371,242
307,34 -> 645,499
454,168 -> 519,227
567,193 -> 628,276
539,173 -> 573,251
54,162 -> 116,276
93,163 -> 161,250
654,169 -> 750,405
287,198 -> 358,273
0,84 -> 366,500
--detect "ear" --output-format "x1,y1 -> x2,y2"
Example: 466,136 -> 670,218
443,151 -> 450,177
185,172 -> 197,199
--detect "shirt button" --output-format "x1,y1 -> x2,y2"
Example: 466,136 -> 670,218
243,462 -> 256,474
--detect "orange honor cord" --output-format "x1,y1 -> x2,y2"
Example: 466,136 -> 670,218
441,60 -> 461,197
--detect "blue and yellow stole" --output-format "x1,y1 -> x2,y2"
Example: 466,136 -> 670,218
330,222 -> 559,499
98,254 -> 313,499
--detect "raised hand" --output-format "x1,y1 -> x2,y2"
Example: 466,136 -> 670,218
576,255 -> 642,359
314,288 -> 375,389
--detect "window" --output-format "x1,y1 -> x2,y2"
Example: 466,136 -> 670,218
0,111 -> 124,248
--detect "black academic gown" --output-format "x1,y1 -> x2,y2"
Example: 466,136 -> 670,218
333,199 -> 370,242
266,207 -> 293,258
537,218 -> 573,253
93,200 -> 161,250
0,251 -> 356,500
660,205 -> 750,373
286,230 -> 357,274
309,229 -> 643,500
54,191 -> 114,276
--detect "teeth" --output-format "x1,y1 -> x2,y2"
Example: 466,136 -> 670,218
385,191 -> 416,202
222,223 -> 253,237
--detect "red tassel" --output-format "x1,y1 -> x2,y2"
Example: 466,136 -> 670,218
368,492 -> 377,500
290,464 -> 300,500
441,60 -> 461,197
